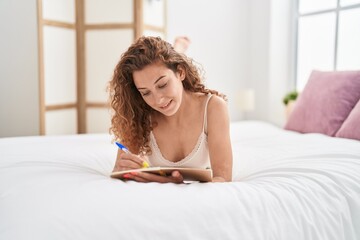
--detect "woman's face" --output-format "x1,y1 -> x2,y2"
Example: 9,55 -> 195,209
133,62 -> 185,116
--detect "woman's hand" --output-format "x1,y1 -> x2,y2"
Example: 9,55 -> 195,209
123,170 -> 184,184
113,150 -> 183,183
113,151 -> 146,172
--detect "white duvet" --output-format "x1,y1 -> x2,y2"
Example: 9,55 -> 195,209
0,121 -> 359,240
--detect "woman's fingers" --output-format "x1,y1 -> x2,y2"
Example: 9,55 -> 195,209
170,171 -> 184,183
121,152 -> 144,165
116,159 -> 141,170
124,171 -> 184,184
113,152 -> 147,171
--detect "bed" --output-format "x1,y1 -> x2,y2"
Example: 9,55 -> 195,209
1,120 -> 359,240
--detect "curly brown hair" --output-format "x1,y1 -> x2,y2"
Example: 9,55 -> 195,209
108,36 -> 226,155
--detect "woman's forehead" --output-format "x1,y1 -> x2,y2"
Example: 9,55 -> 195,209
133,63 -> 172,86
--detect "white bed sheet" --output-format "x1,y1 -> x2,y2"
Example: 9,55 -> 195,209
0,121 -> 359,240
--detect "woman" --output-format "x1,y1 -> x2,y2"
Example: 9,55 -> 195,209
109,36 -> 232,183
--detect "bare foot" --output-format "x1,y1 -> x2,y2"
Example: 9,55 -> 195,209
173,36 -> 191,53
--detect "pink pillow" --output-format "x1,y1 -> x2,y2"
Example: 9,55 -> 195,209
285,70 -> 360,136
335,100 -> 360,140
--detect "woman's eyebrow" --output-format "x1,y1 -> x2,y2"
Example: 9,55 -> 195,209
137,75 -> 166,90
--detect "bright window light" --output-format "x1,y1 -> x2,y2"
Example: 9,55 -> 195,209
337,8 -> 360,70
297,13 -> 335,90
295,0 -> 360,91
299,0 -> 337,14
340,0 -> 360,7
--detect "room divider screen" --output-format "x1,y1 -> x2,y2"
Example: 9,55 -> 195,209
37,0 -> 166,135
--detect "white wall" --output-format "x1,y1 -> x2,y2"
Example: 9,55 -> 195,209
247,0 -> 296,126
268,0 -> 297,126
167,0 -> 251,121
167,0 -> 296,126
247,0 -> 271,122
0,0 -> 40,137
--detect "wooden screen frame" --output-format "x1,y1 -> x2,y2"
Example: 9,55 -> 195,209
37,0 -> 167,135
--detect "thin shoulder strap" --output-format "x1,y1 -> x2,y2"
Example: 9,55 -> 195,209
203,93 -> 213,134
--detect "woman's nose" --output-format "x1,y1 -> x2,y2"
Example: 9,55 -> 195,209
155,94 -> 166,105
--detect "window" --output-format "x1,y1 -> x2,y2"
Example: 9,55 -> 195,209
295,0 -> 360,90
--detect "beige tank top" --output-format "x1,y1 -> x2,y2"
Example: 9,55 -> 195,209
147,94 -> 212,168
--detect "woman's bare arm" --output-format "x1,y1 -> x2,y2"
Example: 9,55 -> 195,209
206,96 -> 233,182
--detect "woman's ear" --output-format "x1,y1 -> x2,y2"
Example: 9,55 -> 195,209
177,65 -> 186,81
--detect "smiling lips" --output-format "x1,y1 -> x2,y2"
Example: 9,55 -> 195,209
160,100 -> 172,109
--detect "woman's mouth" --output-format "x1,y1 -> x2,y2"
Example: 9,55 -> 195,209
160,100 -> 172,109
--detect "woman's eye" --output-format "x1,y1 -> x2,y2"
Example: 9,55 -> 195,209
141,92 -> 150,96
158,83 -> 167,88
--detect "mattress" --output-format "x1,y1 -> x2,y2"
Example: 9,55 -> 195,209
0,121 -> 359,240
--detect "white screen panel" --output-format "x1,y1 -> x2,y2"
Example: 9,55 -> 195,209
340,0 -> 360,6
143,30 -> 165,38
86,29 -> 133,102
299,0 -> 337,14
296,13 -> 336,90
337,8 -> 360,70
42,0 -> 75,23
143,0 -> 165,27
43,26 -> 77,105
85,0 -> 133,24
87,108 -> 111,133
45,109 -> 77,135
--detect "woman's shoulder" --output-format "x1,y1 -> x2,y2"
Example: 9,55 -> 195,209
208,94 -> 227,111
206,95 -> 230,133
190,92 -> 227,113
206,94 -> 229,121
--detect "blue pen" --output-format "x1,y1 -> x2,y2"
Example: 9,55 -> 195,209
115,142 -> 131,154
115,142 -> 150,168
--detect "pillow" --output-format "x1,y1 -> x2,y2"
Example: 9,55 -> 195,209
285,70 -> 360,136
335,100 -> 360,140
